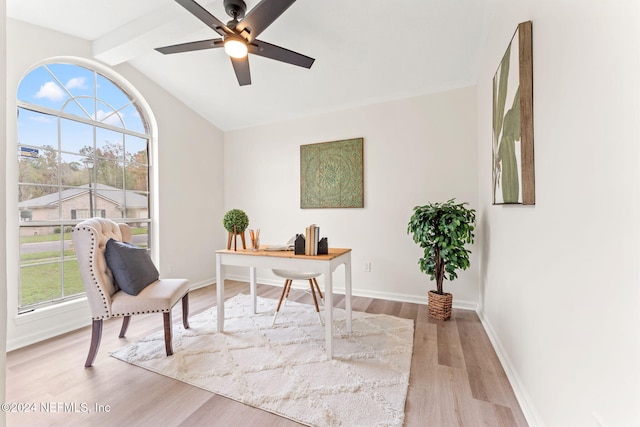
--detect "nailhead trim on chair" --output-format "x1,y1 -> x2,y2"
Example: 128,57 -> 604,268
73,226 -> 111,321
75,224 -> 186,320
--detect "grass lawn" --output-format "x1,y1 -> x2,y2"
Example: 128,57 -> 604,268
19,227 -> 148,308
20,260 -> 83,307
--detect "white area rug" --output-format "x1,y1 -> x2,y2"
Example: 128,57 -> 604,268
111,294 -> 414,427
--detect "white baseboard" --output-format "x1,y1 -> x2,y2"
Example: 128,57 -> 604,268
476,308 -> 545,427
218,274 -> 478,311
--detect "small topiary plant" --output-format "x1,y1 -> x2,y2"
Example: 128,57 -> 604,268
223,209 -> 249,234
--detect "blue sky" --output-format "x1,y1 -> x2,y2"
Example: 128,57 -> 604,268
17,63 -> 148,164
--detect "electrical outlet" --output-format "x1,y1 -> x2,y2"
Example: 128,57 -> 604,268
363,261 -> 371,272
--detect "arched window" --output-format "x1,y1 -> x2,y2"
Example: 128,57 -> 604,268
17,62 -> 152,312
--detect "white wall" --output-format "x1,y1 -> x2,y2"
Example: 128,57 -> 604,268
224,87 -> 479,306
5,19 -> 225,349
1,1 -> 8,425
477,1 -> 640,426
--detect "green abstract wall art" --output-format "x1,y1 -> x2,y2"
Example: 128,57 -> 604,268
300,138 -> 364,209
493,21 -> 535,205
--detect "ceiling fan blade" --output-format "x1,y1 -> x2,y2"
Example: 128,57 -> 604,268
230,56 -> 252,86
156,38 -> 224,54
175,0 -> 232,37
235,0 -> 296,42
249,39 -> 314,68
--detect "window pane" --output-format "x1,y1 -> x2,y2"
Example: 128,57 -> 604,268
63,259 -> 84,298
96,101 -> 125,128
59,185 -> 91,221
97,75 -> 131,113
121,103 -> 146,133
95,158 -> 124,189
17,109 -> 58,150
18,66 -> 69,110
20,262 -> 62,306
60,117 -> 93,155
47,63 -> 95,98
18,147 -> 58,186
18,185 -> 60,222
96,127 -> 124,160
20,227 -> 62,296
63,96 -> 94,121
130,223 -> 150,248
59,153 -> 90,187
125,134 -> 148,165
125,162 -> 149,192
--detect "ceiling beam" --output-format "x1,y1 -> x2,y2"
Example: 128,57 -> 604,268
92,1 -> 216,66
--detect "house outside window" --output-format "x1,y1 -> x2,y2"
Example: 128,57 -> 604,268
17,62 -> 152,312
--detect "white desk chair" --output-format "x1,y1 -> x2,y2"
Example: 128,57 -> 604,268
272,269 -> 323,326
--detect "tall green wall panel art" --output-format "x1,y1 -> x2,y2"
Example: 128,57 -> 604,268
300,138 -> 364,208
492,21 -> 535,205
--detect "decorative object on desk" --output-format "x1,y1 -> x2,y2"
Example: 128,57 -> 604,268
294,234 -> 305,255
300,138 -> 364,208
249,229 -> 260,251
407,199 -> 476,320
294,231 -> 328,255
317,237 -> 328,255
493,21 -> 535,205
111,294 -> 413,427
223,209 -> 249,250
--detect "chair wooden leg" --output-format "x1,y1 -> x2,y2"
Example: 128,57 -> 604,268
275,281 -> 289,312
309,280 -> 323,325
163,312 -> 173,356
273,280 -> 290,325
309,280 -> 321,312
182,293 -> 190,329
284,279 -> 293,302
312,278 -> 323,300
85,319 -> 103,368
118,315 -> 131,338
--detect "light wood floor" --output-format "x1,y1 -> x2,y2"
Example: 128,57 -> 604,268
6,281 -> 528,426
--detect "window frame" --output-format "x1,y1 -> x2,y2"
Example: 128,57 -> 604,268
16,61 -> 154,313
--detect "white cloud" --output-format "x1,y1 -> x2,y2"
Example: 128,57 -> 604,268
35,81 -> 65,101
66,77 -> 87,90
96,109 -> 124,127
30,115 -> 53,124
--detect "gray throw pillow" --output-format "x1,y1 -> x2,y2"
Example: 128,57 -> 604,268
104,238 -> 159,296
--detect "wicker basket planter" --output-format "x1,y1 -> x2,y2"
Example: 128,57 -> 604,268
428,291 -> 453,320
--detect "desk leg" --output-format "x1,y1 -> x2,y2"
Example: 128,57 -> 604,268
216,254 -> 224,333
324,264 -> 333,360
249,266 -> 257,314
345,256 -> 352,333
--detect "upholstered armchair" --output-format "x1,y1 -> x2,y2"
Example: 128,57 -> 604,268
72,218 -> 189,367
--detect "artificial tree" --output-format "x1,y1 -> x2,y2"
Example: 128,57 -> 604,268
407,199 -> 476,319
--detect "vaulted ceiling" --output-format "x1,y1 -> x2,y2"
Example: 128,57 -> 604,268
7,0 -> 489,131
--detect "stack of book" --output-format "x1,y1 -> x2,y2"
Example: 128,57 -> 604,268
305,224 -> 320,255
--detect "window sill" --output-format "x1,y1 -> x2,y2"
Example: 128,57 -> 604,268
15,297 -> 89,325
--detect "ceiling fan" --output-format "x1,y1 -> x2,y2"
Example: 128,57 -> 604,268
155,0 -> 315,86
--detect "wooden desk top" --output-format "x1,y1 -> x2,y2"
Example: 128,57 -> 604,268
216,247 -> 351,261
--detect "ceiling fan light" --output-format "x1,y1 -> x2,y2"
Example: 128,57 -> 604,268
224,37 -> 248,59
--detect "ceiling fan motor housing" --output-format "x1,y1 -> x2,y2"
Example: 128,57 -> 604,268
224,0 -> 246,20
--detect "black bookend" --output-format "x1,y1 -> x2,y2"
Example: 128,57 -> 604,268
318,237 -> 328,255
294,234 -> 305,255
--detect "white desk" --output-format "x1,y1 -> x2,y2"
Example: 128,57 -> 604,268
215,248 -> 352,360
